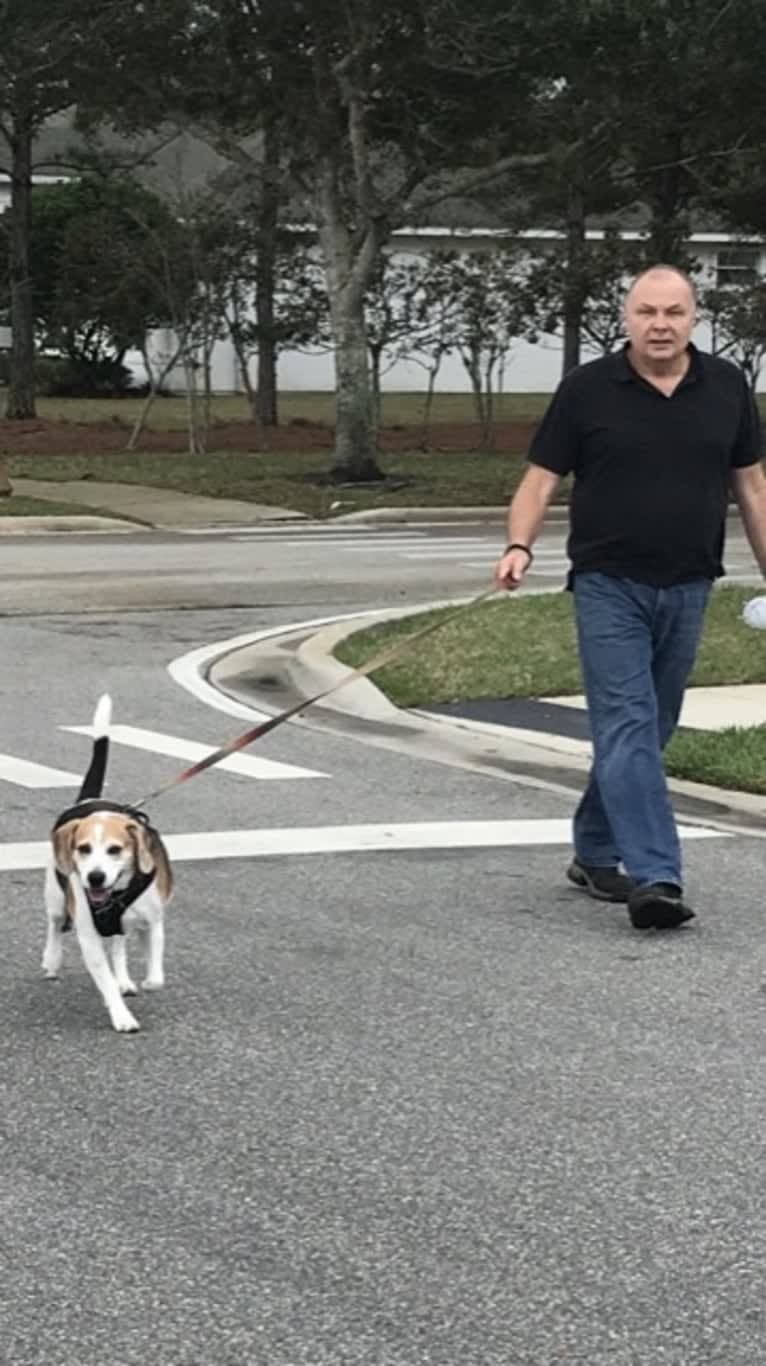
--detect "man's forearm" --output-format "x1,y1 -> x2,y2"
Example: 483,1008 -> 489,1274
506,468 -> 560,547
738,488 -> 766,576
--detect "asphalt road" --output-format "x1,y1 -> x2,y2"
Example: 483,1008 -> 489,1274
1,523 -> 765,1366
0,516 -> 760,615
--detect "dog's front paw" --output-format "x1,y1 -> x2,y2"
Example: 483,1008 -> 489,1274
141,974 -> 164,992
117,978 -> 138,997
109,1003 -> 140,1033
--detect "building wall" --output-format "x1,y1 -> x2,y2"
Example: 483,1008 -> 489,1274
5,176 -> 764,393
141,231 -> 764,396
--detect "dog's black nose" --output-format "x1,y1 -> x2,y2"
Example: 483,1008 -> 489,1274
87,870 -> 106,888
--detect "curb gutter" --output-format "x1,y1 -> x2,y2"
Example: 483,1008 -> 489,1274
207,601 -> 766,835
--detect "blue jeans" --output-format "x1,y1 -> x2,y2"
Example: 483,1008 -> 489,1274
572,572 -> 711,887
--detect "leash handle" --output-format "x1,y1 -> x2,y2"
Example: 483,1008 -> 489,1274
132,584 -> 500,806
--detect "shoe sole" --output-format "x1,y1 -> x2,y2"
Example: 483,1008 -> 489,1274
566,866 -> 630,904
629,896 -> 695,931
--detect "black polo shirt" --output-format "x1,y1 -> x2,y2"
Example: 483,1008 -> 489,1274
529,344 -> 763,586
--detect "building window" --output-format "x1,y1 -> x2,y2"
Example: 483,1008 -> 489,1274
716,246 -> 761,288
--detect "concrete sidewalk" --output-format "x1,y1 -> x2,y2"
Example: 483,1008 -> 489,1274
0,477 -> 748,533
6,478 -> 308,530
0,478 -> 520,532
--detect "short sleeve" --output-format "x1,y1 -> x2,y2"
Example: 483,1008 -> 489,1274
528,377 -> 580,477
731,377 -> 763,469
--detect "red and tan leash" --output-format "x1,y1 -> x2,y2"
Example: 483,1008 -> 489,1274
131,584 -> 500,808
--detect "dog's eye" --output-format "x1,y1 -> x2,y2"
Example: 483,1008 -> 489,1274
76,843 -> 92,856
107,844 -> 123,857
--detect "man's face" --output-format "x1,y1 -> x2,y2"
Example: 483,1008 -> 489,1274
624,271 -> 696,367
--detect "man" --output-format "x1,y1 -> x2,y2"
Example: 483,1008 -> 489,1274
495,264 -> 766,930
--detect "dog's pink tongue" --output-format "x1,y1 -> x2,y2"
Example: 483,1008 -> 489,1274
88,888 -> 109,907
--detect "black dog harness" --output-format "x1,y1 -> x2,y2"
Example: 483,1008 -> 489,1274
53,799 -> 158,938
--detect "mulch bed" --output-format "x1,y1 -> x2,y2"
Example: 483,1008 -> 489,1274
0,418 -> 538,456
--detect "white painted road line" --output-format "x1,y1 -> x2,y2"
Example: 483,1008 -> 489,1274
0,819 -> 725,872
64,724 -> 327,781
0,754 -> 81,789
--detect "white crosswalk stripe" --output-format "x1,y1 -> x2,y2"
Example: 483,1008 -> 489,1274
64,724 -> 327,781
0,720 -> 329,792
0,754 -> 82,789
0,818 -> 724,872
227,526 -> 763,582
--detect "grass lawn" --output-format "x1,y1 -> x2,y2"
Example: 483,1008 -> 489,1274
334,584 -> 766,795
9,449 -> 539,517
20,390 -> 766,428
30,391 -> 552,429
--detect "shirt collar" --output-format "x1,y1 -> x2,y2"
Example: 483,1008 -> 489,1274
612,342 -> 701,387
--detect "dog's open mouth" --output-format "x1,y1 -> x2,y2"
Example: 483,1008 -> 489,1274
86,887 -> 111,911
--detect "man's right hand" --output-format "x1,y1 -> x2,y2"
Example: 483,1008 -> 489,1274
494,546 -> 533,591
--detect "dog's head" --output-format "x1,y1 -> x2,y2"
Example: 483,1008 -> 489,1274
53,811 -> 155,913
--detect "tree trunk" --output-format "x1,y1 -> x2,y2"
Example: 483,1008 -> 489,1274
646,141 -> 687,263
315,152 -> 386,483
420,353 -> 443,449
481,356 -> 496,452
369,344 -> 383,443
6,109 -> 36,419
316,178 -> 384,483
330,298 -> 382,481
254,221 -> 278,429
562,182 -> 586,377
182,353 -> 206,456
228,290 -> 259,416
463,349 -> 488,448
254,117 -> 280,427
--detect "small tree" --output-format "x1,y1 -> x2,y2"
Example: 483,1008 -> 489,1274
436,247 -> 537,450
0,0 -> 188,417
123,192 -> 222,455
405,253 -> 463,447
224,229 -> 330,432
702,278 -> 766,392
13,176 -> 178,392
523,228 -> 646,365
363,255 -> 425,437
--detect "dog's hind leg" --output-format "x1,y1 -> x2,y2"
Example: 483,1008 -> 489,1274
141,893 -> 165,992
68,877 -> 140,1033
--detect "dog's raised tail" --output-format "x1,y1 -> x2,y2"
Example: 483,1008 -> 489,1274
77,693 -> 112,801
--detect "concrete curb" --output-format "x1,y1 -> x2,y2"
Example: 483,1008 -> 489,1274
334,505 -> 516,524
0,514 -> 142,535
205,599 -> 766,831
332,505 -> 744,526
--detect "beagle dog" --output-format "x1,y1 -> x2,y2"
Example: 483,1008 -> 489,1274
43,695 -> 173,1033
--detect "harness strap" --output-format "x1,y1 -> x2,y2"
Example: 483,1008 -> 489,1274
52,799 -> 159,938
56,866 -> 157,938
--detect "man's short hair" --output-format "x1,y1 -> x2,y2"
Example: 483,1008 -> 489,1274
626,264 -> 698,304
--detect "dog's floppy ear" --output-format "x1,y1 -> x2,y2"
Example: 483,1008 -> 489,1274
52,820 -> 79,876
127,821 -> 155,875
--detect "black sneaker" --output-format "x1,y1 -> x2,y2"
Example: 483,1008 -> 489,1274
628,882 -> 695,931
566,859 -> 636,904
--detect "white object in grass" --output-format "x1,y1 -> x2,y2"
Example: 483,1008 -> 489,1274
742,596 -> 766,629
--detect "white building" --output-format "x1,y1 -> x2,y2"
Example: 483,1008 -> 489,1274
5,166 -> 764,394
145,227 -> 766,395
